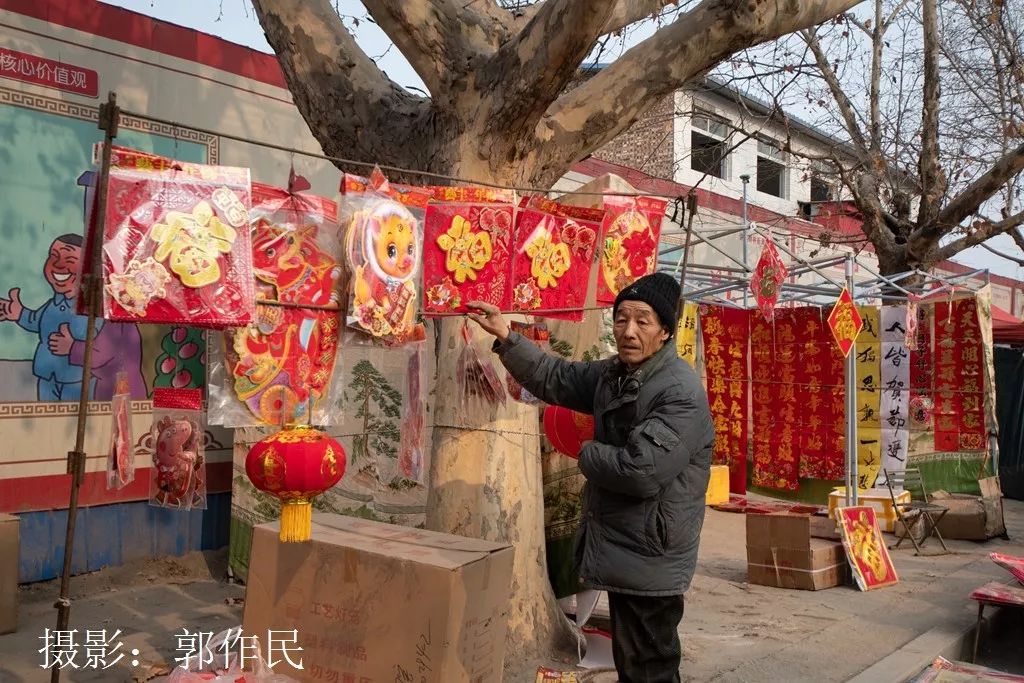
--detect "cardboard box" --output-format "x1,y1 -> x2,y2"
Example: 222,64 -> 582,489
243,514 -> 515,683
828,487 -> 910,533
746,513 -> 848,591
0,513 -> 18,634
705,465 -> 729,506
931,478 -> 1006,541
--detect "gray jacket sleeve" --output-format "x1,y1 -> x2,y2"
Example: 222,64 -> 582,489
577,387 -> 704,498
494,332 -> 602,414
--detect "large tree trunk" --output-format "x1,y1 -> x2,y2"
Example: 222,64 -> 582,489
427,321 -> 578,667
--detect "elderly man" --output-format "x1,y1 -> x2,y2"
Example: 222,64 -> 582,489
469,272 -> 714,683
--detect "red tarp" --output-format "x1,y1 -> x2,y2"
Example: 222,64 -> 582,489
992,304 -> 1024,344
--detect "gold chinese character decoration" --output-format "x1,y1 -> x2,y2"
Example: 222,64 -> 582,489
827,287 -> 863,358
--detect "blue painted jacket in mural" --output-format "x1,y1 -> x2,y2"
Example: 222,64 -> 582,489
17,294 -> 99,383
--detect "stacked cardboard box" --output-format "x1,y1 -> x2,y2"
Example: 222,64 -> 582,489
243,513 -> 515,682
746,513 -> 848,591
0,513 -> 17,634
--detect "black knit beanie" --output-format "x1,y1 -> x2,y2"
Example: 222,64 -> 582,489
613,272 -> 681,336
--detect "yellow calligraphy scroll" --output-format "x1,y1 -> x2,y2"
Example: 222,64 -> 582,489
855,306 -> 881,488
676,302 -> 698,367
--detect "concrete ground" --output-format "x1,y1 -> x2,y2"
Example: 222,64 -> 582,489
1,500 -> 1021,683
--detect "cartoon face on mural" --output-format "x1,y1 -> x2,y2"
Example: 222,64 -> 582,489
43,237 -> 82,296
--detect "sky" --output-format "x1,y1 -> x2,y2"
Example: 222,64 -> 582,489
100,0 -> 1024,282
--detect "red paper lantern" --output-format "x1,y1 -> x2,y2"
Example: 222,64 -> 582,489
543,405 -> 595,459
245,424 -> 346,542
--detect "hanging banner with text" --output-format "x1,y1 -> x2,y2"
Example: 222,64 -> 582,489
701,306 -> 749,493
879,306 -> 911,489
855,307 -> 882,488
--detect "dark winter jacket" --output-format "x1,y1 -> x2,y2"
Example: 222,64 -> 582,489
495,333 -> 714,596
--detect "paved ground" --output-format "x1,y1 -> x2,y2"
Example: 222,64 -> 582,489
1,500 -> 1022,683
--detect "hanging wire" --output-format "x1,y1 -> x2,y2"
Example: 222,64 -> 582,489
118,107 -> 687,200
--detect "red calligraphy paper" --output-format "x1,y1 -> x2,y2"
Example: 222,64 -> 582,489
933,299 -> 985,451
597,196 -> 666,304
97,146 -> 255,328
750,241 -> 788,322
794,308 -> 844,480
223,183 -> 342,425
510,200 -> 600,321
422,196 -> 514,314
909,304 -> 934,433
750,315 -> 778,490
750,312 -> 800,491
701,306 -> 749,493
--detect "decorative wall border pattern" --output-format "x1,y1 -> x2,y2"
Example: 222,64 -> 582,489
0,86 -> 219,162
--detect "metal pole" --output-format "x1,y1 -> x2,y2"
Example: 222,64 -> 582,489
50,92 -> 119,683
740,174 -> 750,309
845,256 -> 859,507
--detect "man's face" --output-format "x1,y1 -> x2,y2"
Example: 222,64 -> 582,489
613,300 -> 669,368
44,240 -> 82,296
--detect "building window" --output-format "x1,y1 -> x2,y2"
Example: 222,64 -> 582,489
690,111 -> 730,179
756,137 -> 788,198
810,161 -> 837,202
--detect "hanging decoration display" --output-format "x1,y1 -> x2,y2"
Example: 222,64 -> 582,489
506,322 -> 551,404
675,302 -> 698,367
221,183 -> 343,426
106,372 -> 135,491
827,287 -> 863,357
751,310 -> 799,491
702,306 -> 750,493
794,308 -> 845,481
596,196 -> 667,304
934,298 -> 986,452
511,198 -> 601,320
422,189 -> 516,314
456,320 -> 507,410
904,296 -> 920,351
543,405 -> 595,459
879,305 -> 911,488
341,170 -> 430,345
96,146 -> 255,328
835,506 -> 899,591
245,424 -> 346,542
149,388 -> 206,510
855,306 -> 883,489
749,239 -> 788,322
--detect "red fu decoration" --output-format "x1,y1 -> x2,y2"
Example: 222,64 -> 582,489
543,405 -> 596,459
245,424 -> 346,542
750,240 -> 788,322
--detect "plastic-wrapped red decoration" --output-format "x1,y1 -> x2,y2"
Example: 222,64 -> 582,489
543,405 -> 595,459
245,424 -> 346,542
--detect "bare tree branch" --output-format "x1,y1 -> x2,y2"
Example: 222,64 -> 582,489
930,142 -> 1024,233
803,29 -> 873,164
980,241 -> 1024,266
482,0 -> 617,136
917,0 -> 946,225
527,0 -> 863,184
361,1 -> 510,95
934,209 -> 1024,261
251,0 -> 430,166
512,0 -> 683,37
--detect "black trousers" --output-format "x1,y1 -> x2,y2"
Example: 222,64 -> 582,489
607,592 -> 684,683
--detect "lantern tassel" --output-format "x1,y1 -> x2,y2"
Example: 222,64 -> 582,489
279,499 -> 312,542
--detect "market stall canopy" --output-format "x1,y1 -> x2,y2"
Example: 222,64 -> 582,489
992,304 -> 1024,345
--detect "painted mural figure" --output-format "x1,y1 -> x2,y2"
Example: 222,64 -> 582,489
0,234 -> 95,401
0,234 -> 145,401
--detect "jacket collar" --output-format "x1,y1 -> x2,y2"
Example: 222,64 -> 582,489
605,341 -> 675,408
